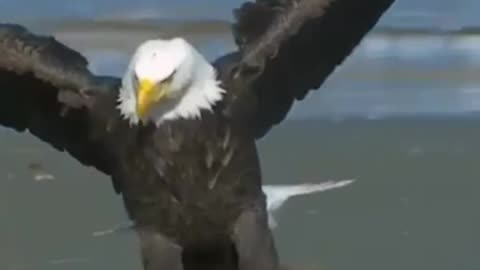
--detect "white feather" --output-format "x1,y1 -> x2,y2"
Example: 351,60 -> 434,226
263,179 -> 356,228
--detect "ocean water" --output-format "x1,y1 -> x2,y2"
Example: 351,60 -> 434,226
1,1 -> 480,270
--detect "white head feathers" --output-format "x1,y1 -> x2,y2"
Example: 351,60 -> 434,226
118,38 -> 225,125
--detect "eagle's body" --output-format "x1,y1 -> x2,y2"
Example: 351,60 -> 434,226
0,0 -> 395,269
118,116 -> 261,244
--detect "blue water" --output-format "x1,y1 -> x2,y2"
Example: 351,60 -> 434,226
0,0 -> 477,28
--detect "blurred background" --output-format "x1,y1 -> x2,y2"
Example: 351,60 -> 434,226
1,1 -> 479,270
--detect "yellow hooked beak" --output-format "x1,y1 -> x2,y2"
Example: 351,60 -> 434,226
136,79 -> 169,120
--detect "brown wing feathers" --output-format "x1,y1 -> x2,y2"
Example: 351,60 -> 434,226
230,0 -> 395,138
0,24 -> 121,177
0,24 -> 92,92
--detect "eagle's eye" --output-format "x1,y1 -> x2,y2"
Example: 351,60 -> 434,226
161,70 -> 176,84
132,73 -> 139,89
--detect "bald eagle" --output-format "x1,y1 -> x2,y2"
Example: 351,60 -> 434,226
0,0 -> 394,269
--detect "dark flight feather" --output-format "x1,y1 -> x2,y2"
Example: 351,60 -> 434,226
223,0 -> 395,138
0,24 -> 124,187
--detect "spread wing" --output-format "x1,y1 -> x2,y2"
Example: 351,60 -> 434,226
0,24 -> 125,187
215,0 -> 395,138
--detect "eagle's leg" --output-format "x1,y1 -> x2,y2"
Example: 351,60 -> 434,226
232,206 -> 280,270
137,228 -> 184,270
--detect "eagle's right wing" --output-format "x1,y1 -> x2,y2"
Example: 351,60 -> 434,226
0,24 -> 126,189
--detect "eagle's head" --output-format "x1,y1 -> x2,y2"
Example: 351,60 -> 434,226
118,38 -> 225,125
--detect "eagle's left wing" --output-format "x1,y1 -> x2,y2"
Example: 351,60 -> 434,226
215,0 -> 395,138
